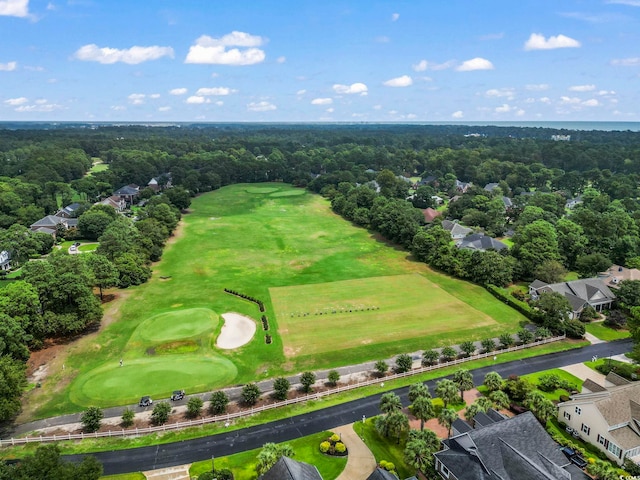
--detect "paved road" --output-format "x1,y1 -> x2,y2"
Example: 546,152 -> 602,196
64,339 -> 632,475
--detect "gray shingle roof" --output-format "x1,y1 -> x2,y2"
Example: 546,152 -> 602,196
458,233 -> 508,251
258,457 -> 322,480
366,467 -> 398,480
434,412 -> 588,480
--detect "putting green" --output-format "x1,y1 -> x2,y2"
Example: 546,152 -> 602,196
71,356 -> 238,406
245,186 -> 280,194
133,308 -> 218,343
270,190 -> 306,197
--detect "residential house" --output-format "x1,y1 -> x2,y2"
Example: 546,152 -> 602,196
431,195 -> 444,205
441,220 -> 473,242
484,182 -> 499,192
113,184 -> 140,206
502,196 -> 513,208
97,195 -> 126,212
423,207 -> 442,224
565,196 -> 583,210
367,467 -> 417,480
0,250 -> 10,271
600,264 -> 640,289
434,411 -> 591,480
455,179 -> 472,193
420,175 -> 438,186
558,377 -> 640,466
457,233 -> 508,252
147,174 -> 172,192
30,215 -> 78,236
257,456 -> 322,480
529,278 -> 616,319
55,202 -> 82,218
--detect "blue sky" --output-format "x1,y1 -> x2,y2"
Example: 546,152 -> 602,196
1,0 -> 639,122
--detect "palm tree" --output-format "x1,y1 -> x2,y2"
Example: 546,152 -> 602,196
452,368 -> 474,403
483,371 -> 503,392
499,332 -> 514,348
459,340 -> 476,357
422,349 -> 439,366
412,395 -> 435,430
379,392 -> 402,414
435,379 -> 459,408
481,337 -> 496,353
475,396 -> 493,412
525,391 -> 556,424
440,346 -> 457,362
408,382 -> 430,403
256,443 -> 294,475
490,390 -> 511,410
386,410 -> 410,444
438,407 -> 458,439
464,401 -> 487,428
404,430 -> 440,477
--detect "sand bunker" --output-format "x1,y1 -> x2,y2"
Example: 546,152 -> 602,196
216,313 -> 257,349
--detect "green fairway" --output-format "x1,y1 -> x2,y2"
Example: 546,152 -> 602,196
272,274 -> 498,357
32,183 -> 527,416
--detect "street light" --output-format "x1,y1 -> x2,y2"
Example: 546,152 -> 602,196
212,455 -> 215,476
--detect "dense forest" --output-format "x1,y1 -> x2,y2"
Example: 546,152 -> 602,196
1,123 -> 640,423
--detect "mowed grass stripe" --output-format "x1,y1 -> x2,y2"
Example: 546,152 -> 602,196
272,274 -> 497,357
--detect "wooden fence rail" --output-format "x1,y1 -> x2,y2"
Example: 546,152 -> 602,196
0,335 -> 565,447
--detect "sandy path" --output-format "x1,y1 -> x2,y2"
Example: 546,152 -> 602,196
216,313 -> 257,349
333,423 -> 377,480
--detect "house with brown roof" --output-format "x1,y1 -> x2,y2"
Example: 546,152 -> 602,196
422,207 -> 442,223
601,264 -> 640,289
529,278 -> 616,319
97,195 -> 126,212
558,378 -> 640,466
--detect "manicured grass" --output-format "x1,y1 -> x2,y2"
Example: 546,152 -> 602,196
188,431 -> 346,480
88,159 -> 109,175
584,322 -> 630,341
78,243 -> 99,252
522,369 -> 582,401
353,419 -> 412,479
102,474 -> 145,480
30,183 -> 528,417
272,274 -> 499,358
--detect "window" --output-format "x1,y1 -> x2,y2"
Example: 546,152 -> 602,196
575,406 -> 582,415
581,423 -> 590,435
436,459 -> 450,479
607,442 -> 622,458
597,434 -> 609,448
563,411 -> 571,421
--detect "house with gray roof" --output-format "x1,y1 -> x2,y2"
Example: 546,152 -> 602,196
113,184 -> 140,205
441,220 -> 473,241
55,202 -> 83,218
484,182 -> 499,192
457,233 -> 508,252
258,456 -> 322,480
455,179 -> 472,193
367,467 -> 417,480
558,378 -> 640,466
0,250 -> 10,271
434,411 -> 591,480
529,278 -> 616,319
30,215 -> 77,236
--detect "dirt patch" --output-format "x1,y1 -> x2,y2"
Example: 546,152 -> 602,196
165,219 -> 186,246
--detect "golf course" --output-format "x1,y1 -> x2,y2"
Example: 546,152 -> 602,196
32,183 -> 527,416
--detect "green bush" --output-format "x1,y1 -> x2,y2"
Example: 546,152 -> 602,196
564,319 -> 586,339
334,442 -> 346,453
320,441 -> 331,453
330,433 -> 340,443
486,285 -> 535,320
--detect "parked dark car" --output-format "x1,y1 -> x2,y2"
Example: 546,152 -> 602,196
170,390 -> 185,401
560,446 -> 587,468
139,396 -> 153,407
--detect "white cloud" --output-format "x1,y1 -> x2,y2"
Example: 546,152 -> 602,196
169,88 -> 188,96
185,32 -> 266,65
326,107 -> 334,113
412,60 -> 428,72
524,33 -> 581,51
539,97 -> 551,104
158,106 -> 171,112
311,98 -> 333,105
15,102 -> 62,112
373,104 -> 382,110
391,12 -> 400,21
485,88 -> 515,99
111,105 -> 126,111
0,61 -> 17,71
195,87 -> 237,96
606,0 -> 640,5
276,56 -> 286,63
456,57 -> 494,71
247,101 -> 276,112
332,82 -> 368,95
0,0 -> 28,17
296,89 -> 306,95
4,96 -> 28,105
383,75 -> 412,87
149,93 -> 160,99
525,84 -> 550,91
215,100 -> 224,106
525,97 -> 536,103
560,96 -> 581,104
452,110 -> 464,118
582,99 -> 600,106
495,104 -> 512,113
569,84 -> 596,92
597,90 -> 616,95
611,57 -> 640,66
74,44 -> 174,64
406,113 -> 417,119
430,60 -> 456,71
516,109 -> 525,116
186,96 -> 208,104
128,93 -> 146,105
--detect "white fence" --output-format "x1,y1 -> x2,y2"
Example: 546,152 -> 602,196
0,335 -> 565,447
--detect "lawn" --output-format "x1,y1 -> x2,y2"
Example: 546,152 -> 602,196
521,369 -> 583,401
353,419 -> 413,479
31,183 -> 528,416
584,322 -> 630,341
188,431 -> 346,480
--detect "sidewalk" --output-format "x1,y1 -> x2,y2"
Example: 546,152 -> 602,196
333,423 -> 377,480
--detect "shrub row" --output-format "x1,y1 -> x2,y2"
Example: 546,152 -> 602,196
261,315 -> 269,331
486,285 -> 536,321
224,288 -> 265,311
